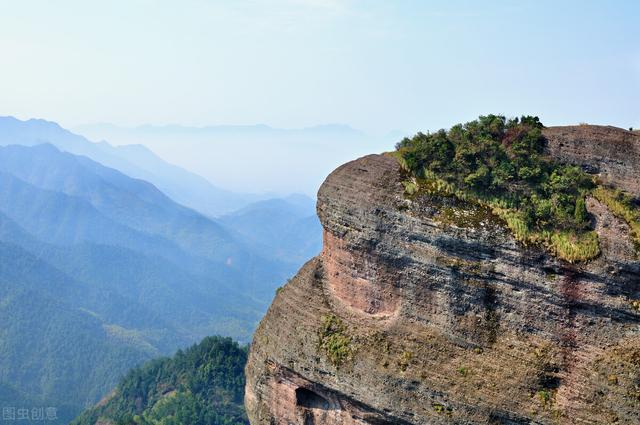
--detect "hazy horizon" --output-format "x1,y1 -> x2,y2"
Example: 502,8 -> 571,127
3,111 -> 638,196
1,0 -> 639,193
72,119 -> 397,195
2,0 -> 638,133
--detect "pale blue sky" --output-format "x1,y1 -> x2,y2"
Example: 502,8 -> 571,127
1,0 -> 638,134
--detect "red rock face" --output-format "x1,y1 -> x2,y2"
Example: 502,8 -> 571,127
245,360 -> 388,425
246,125 -> 640,425
322,230 -> 400,318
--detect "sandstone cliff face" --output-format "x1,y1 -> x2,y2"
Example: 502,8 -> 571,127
245,126 -> 640,425
542,125 -> 640,195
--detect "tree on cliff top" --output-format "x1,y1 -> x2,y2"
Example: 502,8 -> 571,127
395,115 -> 607,262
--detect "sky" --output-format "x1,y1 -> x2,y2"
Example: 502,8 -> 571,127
1,0 -> 638,135
0,0 -> 639,195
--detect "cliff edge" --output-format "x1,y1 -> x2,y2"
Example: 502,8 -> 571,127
245,125 -> 640,424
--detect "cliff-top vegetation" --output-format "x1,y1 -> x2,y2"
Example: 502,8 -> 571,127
394,114 -> 639,263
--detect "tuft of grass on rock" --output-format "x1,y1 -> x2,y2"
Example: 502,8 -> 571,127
457,366 -> 470,377
536,389 -> 555,409
593,186 -> 640,253
432,403 -> 453,415
318,314 -> 352,367
397,351 -> 413,372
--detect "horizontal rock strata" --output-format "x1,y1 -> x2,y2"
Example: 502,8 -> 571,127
246,126 -> 640,425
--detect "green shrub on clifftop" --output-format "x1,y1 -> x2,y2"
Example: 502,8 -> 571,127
395,115 -> 604,262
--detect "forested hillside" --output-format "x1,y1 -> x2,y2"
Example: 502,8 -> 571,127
72,336 -> 248,425
0,139 -> 320,421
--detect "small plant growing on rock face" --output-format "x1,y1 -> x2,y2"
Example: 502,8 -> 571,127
536,389 -> 554,409
457,366 -> 469,377
593,186 -> 640,253
397,351 -> 413,372
432,403 -> 452,415
318,314 -> 352,367
574,197 -> 588,224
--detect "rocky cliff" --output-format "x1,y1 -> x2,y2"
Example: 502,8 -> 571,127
543,125 -> 640,194
245,125 -> 640,424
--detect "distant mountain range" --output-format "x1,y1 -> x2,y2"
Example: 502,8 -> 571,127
0,118 -> 322,422
74,122 -> 402,195
0,116 -> 268,216
219,195 -> 321,265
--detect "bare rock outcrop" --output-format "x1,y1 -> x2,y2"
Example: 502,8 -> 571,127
543,125 -> 640,195
245,125 -> 640,424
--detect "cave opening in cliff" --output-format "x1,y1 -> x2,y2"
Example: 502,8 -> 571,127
295,387 -> 330,410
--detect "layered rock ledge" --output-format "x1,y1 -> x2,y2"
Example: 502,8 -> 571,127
245,126 -> 640,424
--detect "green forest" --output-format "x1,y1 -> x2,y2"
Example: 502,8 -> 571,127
72,336 -> 248,425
